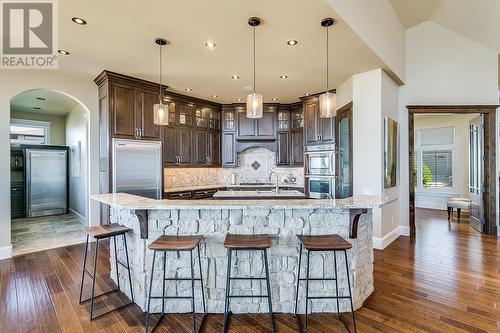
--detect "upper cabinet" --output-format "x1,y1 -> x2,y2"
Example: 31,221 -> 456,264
303,96 -> 335,146
236,104 -> 277,140
96,71 -> 161,141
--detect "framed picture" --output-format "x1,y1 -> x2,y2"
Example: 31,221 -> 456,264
384,117 -> 398,188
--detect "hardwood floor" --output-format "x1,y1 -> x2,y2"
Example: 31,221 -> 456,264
1,208 -> 498,332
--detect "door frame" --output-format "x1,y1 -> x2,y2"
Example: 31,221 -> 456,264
407,105 -> 499,236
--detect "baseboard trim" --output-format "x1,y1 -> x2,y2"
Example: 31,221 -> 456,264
0,245 -> 12,260
68,208 -> 87,224
373,225 -> 409,250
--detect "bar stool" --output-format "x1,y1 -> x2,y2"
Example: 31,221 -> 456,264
145,235 -> 206,333
223,234 -> 275,333
79,223 -> 134,321
294,234 -> 357,333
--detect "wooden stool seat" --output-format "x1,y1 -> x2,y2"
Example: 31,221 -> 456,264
83,223 -> 131,239
223,234 -> 271,249
297,234 -> 352,251
148,235 -> 203,251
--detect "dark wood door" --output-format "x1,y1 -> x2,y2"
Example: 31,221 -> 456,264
162,127 -> 177,166
177,128 -> 193,165
304,102 -> 318,145
195,130 -> 208,165
222,132 -> 236,167
257,111 -> 276,138
112,84 -> 136,138
237,112 -> 256,138
290,129 -> 304,166
140,90 -> 160,140
335,104 -> 352,198
209,130 -> 221,166
277,132 -> 289,165
319,116 -> 335,143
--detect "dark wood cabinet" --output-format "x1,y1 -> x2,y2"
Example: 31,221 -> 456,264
303,96 -> 335,145
113,85 -> 160,140
177,128 -> 193,165
291,129 -> 304,166
195,130 -> 208,165
277,131 -> 290,165
236,105 -> 277,140
222,132 -> 236,167
208,129 -> 221,166
162,127 -> 177,165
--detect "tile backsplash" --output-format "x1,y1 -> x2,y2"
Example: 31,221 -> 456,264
164,147 -> 304,189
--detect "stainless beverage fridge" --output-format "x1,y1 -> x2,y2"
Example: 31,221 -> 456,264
23,145 -> 69,218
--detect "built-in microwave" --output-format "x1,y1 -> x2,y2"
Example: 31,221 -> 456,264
304,144 -> 336,176
305,176 -> 336,199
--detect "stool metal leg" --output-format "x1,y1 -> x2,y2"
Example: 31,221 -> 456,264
190,250 -> 197,333
344,250 -> 357,333
333,251 -> 340,315
197,245 -> 207,314
79,234 -> 89,303
263,249 -> 276,333
89,239 -> 99,321
294,243 -> 302,316
304,250 -> 311,332
123,233 -> 134,303
162,251 -> 166,315
223,249 -> 232,333
145,250 -> 156,333
113,236 -> 120,291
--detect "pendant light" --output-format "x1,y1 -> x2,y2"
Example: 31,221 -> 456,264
246,17 -> 263,119
319,18 -> 337,118
153,38 -> 169,125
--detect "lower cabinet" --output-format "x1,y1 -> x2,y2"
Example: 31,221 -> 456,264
11,184 -> 25,219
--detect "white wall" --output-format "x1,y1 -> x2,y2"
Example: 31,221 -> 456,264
10,110 -> 67,145
348,69 -> 403,248
414,114 -> 475,210
66,104 -> 89,220
327,0 -> 406,83
399,21 -> 499,234
0,71 -> 99,259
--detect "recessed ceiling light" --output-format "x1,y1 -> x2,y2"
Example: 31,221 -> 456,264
58,49 -> 70,55
272,98 -> 278,101
33,107 -> 41,110
237,98 -> 243,102
185,88 -> 192,91
304,93 -> 310,96
287,40 -> 298,46
36,97 -> 46,101
205,41 -> 216,49
211,94 -> 218,98
280,74 -> 288,79
231,75 -> 240,80
72,17 -> 87,25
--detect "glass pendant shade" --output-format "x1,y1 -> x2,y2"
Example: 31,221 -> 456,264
153,102 -> 169,125
246,92 -> 263,118
319,91 -> 337,118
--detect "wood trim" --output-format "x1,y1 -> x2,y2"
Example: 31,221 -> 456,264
407,105 -> 497,236
299,89 -> 337,101
349,209 -> 367,238
94,70 -> 167,92
407,105 -> 499,113
337,101 -> 353,114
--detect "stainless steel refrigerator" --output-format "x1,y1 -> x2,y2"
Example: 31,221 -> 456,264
112,139 -> 162,199
24,145 -> 69,218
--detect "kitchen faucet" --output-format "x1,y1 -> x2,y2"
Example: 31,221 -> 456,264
268,171 -> 279,194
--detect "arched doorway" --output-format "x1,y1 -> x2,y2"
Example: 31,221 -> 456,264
9,88 -> 91,255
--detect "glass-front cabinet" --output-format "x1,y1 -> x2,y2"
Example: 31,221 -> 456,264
195,108 -> 208,128
335,104 -> 353,199
291,107 -> 304,129
209,108 -> 220,129
277,110 -> 290,130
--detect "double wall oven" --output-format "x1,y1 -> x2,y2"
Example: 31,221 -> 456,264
304,144 -> 337,199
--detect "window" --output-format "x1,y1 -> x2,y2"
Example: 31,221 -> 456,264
416,126 -> 455,190
421,150 -> 453,188
10,119 -> 50,145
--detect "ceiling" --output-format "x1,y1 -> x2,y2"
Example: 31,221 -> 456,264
58,0 -> 385,104
10,89 -> 78,116
388,0 -> 442,28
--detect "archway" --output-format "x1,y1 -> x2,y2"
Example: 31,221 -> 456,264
9,88 -> 92,255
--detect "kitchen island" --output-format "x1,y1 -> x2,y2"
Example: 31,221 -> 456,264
92,193 -> 396,314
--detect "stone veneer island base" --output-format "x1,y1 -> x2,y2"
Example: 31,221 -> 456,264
92,193 -> 396,315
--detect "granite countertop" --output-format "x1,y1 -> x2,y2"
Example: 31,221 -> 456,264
92,192 -> 397,210
164,183 -> 304,193
213,190 -> 305,199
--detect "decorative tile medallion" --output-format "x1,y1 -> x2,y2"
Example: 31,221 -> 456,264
251,160 -> 261,170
